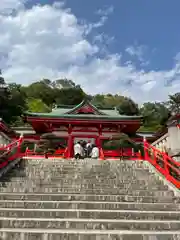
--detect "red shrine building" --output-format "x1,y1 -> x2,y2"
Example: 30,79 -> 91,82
23,99 -> 144,157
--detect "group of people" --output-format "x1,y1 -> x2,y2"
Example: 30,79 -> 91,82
74,140 -> 99,159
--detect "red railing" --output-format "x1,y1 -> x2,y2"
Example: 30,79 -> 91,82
102,149 -> 141,160
144,140 -> 180,189
0,136 -> 23,170
0,134 -> 24,151
24,147 -> 67,158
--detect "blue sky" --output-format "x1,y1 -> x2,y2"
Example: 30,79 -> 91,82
1,0 -> 180,103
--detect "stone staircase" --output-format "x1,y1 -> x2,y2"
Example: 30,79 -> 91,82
0,158 -> 179,240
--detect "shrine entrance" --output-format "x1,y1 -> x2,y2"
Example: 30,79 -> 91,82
70,135 -> 99,158
73,137 -> 96,145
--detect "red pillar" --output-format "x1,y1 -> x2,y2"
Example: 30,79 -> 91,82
97,124 -> 102,148
67,124 -> 72,158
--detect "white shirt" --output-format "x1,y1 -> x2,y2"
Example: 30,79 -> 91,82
91,147 -> 99,158
74,143 -> 83,156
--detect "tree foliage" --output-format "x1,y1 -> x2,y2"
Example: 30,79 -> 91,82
167,93 -> 180,114
0,72 -> 177,131
139,102 -> 170,131
55,87 -> 85,105
117,97 -> 139,116
27,98 -> 50,113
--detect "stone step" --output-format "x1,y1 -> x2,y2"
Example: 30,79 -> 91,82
1,179 -> 165,187
4,178 -> 163,185
2,183 -> 168,191
0,200 -> 179,211
6,166 -> 154,172
25,160 -> 145,165
1,229 -> 180,240
23,164 -> 150,169
21,173 -> 153,179
24,168 -> 151,173
22,160 -> 144,164
13,166 -> 146,170
1,218 -> 180,230
2,176 -> 163,182
1,158 -> 179,238
4,170 -> 156,180
0,209 -> 179,220
12,159 -> 141,164
0,188 -> 174,197
0,193 -> 178,203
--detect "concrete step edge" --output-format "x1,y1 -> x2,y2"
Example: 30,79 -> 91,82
1,217 -> 180,223
0,200 -> 179,205
0,208 -> 180,214
0,228 -> 180,234
0,193 -> 177,199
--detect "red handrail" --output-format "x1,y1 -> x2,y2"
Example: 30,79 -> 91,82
144,140 -> 180,189
0,137 -> 22,150
25,147 -> 68,159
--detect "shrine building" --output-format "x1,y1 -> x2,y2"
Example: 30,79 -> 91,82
23,99 -> 144,157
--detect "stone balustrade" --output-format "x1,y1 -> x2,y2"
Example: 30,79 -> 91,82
152,133 -> 169,152
0,132 -> 11,146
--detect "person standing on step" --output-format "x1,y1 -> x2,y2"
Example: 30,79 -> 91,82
91,144 -> 99,159
74,141 -> 83,159
86,140 -> 92,158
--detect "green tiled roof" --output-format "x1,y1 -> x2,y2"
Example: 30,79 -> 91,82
51,108 -> 72,115
25,112 -> 142,120
25,99 -> 142,120
100,109 -> 120,116
50,107 -> 120,116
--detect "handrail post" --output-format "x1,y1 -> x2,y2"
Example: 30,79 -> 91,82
17,134 -> 23,155
163,153 -> 170,179
143,137 -> 149,161
100,148 -> 105,160
153,148 -> 157,166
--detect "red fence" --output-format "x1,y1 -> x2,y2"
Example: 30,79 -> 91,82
0,136 -> 23,170
144,141 -> 180,189
102,148 -> 141,159
24,148 -> 67,158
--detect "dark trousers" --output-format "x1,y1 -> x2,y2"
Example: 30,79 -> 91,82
75,153 -> 81,159
87,147 -> 92,157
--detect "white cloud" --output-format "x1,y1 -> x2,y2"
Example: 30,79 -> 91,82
96,6 -> 114,16
1,1 -> 180,103
84,6 -> 114,35
0,0 -> 26,15
125,45 -> 148,64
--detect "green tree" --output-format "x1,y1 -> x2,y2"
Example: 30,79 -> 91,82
0,73 -> 26,124
91,94 -> 105,108
27,98 -> 50,113
0,72 -> 10,122
167,93 -> 180,114
92,94 -> 124,108
140,102 -> 170,131
55,87 -> 86,105
8,83 -> 27,124
22,81 -> 56,106
52,78 -> 78,89
117,97 -> 139,115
